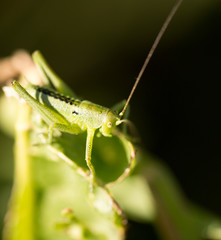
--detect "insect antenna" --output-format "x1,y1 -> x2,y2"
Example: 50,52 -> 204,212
119,0 -> 183,118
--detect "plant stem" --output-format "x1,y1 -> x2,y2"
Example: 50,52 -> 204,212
3,103 -> 35,240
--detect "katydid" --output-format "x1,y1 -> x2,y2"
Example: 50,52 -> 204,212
11,0 -> 183,190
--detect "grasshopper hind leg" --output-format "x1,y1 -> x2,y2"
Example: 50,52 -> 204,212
32,51 -> 76,97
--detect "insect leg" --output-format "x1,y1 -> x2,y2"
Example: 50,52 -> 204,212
53,122 -> 83,135
48,124 -> 54,143
85,128 -> 96,191
46,123 -> 83,144
11,80 -> 68,126
111,100 -> 130,134
32,51 -> 76,97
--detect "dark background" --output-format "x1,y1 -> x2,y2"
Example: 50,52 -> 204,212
0,0 -> 220,239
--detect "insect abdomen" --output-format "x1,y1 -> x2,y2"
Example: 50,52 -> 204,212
26,86 -> 81,121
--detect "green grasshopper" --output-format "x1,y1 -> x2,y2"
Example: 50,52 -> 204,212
11,0 -> 182,190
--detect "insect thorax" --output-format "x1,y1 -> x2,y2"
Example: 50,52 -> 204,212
78,101 -> 110,129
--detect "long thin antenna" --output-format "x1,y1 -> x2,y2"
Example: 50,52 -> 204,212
119,0 -> 183,117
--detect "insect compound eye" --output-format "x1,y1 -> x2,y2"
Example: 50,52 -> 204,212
107,122 -> 112,128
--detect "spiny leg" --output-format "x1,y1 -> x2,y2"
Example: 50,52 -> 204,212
11,80 -> 68,126
85,128 -> 96,192
32,51 -> 76,97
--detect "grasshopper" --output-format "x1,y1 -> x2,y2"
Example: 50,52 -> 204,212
11,0 -> 183,190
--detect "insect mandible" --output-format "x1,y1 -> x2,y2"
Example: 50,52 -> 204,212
11,0 -> 183,191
